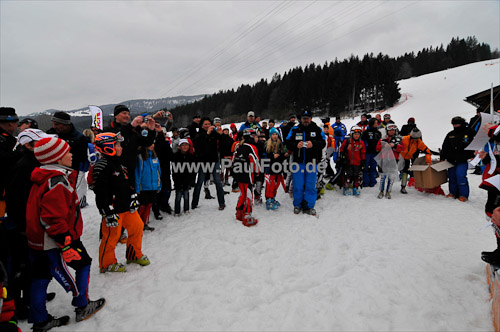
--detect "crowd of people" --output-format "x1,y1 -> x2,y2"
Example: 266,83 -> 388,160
0,104 -> 496,331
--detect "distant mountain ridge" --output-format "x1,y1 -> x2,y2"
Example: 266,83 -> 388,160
26,95 -> 206,118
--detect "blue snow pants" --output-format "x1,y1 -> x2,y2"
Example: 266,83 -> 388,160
448,163 -> 470,198
29,242 -> 91,324
292,163 -> 317,209
363,153 -> 378,187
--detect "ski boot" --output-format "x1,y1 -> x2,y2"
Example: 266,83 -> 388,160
273,199 -> 281,207
294,207 -> 301,214
458,196 -> 468,202
204,188 -> 215,199
100,263 -> 127,273
385,191 -> 392,199
127,255 -> 151,266
343,187 -> 351,196
325,183 -> 336,191
242,214 -> 258,227
266,199 -> 274,210
353,187 -> 360,196
75,298 -> 106,322
400,186 -> 408,194
32,314 -> 70,332
319,187 -> 325,195
377,191 -> 384,199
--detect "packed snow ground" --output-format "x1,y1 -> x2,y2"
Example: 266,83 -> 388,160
19,60 -> 500,331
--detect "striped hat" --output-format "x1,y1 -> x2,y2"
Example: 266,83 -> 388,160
34,137 -> 70,164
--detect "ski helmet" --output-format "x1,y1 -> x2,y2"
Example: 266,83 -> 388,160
350,125 -> 362,134
178,128 -> 190,139
95,132 -> 124,156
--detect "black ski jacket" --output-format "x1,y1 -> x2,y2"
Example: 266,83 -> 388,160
440,125 -> 474,165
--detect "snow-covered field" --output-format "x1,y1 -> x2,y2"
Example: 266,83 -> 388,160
19,59 -> 500,331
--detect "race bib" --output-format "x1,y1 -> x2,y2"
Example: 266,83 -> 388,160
296,133 -> 304,141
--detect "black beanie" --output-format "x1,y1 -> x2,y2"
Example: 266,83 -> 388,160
0,107 -> 19,122
51,111 -> 71,125
451,116 -> 466,126
114,105 -> 130,117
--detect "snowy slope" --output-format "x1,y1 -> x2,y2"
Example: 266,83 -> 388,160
19,60 -> 500,331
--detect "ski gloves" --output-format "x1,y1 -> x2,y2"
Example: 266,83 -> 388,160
105,214 -> 120,228
55,234 -> 82,263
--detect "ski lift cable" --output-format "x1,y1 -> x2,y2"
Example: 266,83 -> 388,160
159,1 -> 291,97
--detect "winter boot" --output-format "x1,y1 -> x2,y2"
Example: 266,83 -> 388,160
154,212 -> 163,220
219,204 -> 225,211
100,263 -> 127,273
482,237 -> 500,260
377,191 -> 384,199
75,298 -> 106,322
143,224 -> 155,232
400,186 -> 408,194
204,188 -> 215,199
343,187 -> 351,196
304,208 -> 317,216
294,207 -> 301,214
385,191 -> 392,199
254,195 -> 263,205
319,187 -> 325,195
127,255 -> 150,266
32,314 -> 70,332
353,187 -> 360,196
242,214 -> 258,227
458,196 -> 468,202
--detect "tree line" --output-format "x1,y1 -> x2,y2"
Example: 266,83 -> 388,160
167,36 -> 498,126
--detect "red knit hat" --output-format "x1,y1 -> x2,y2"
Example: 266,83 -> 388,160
34,137 -> 70,164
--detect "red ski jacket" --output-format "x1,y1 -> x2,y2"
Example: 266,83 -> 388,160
340,138 -> 366,166
26,165 -> 82,250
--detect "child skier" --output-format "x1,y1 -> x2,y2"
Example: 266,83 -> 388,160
92,132 -> 150,273
171,139 -> 196,215
135,143 -> 162,231
340,126 -> 366,196
376,123 -> 403,199
26,137 -> 105,331
232,129 -> 261,226
263,127 -> 285,210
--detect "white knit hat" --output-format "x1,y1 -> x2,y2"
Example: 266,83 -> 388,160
34,137 -> 70,164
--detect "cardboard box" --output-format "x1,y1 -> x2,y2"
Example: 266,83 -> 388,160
408,157 -> 454,189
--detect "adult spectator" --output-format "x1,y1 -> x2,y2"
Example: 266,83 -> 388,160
441,116 -> 474,202
357,114 -> 369,131
400,117 -> 417,136
48,111 -> 91,202
103,105 -> 157,187
321,117 -> 334,137
187,115 -> 201,140
18,117 -> 38,131
192,117 -> 225,210
238,111 -> 261,136
280,114 -> 297,142
157,109 -> 174,131
400,127 -> 432,193
0,107 -> 21,219
285,110 -> 326,216
361,118 -> 382,187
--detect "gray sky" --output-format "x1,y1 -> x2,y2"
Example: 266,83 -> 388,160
1,0 -> 499,116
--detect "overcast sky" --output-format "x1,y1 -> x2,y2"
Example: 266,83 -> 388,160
1,0 -> 499,116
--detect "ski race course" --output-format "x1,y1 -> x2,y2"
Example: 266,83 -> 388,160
19,59 -> 500,331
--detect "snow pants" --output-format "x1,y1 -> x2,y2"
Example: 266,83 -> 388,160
99,211 -> 144,270
363,153 -> 378,187
265,174 -> 283,199
236,183 -> 253,221
448,163 -> 469,198
292,163 -> 317,209
29,241 -> 91,324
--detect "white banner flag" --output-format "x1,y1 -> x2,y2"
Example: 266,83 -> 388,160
89,105 -> 103,130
